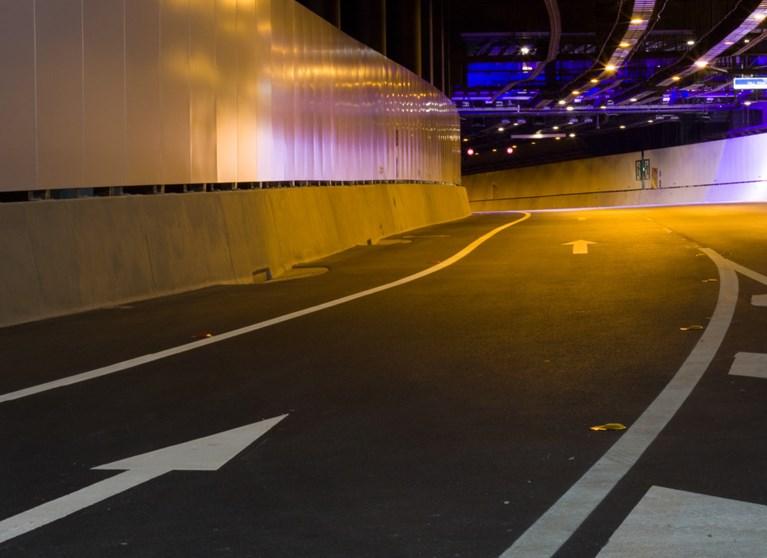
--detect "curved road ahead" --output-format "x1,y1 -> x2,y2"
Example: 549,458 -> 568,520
1,203 -> 767,557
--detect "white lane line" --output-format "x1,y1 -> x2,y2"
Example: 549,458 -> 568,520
729,352 -> 767,379
0,214 -> 531,404
499,247 -> 738,558
597,486 -> 767,558
751,294 -> 767,307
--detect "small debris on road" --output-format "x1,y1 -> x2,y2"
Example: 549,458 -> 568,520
702,278 -> 719,283
679,325 -> 705,331
590,423 -> 627,431
192,332 -> 214,340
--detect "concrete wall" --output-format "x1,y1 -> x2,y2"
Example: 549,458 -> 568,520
464,133 -> 767,210
0,184 -> 469,327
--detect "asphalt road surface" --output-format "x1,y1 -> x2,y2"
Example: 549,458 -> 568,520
2,203 -> 767,557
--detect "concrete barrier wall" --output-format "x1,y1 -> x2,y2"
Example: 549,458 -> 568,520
464,133 -> 767,210
0,185 -> 470,327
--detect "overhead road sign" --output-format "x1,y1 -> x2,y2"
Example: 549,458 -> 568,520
733,77 -> 767,90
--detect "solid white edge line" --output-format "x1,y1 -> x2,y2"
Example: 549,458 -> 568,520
499,247 -> 739,558
0,214 -> 531,404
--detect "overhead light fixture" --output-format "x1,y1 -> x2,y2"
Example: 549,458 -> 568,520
462,138 -> 468,142
694,59 -> 708,68
755,12 -> 766,22
630,97 -> 638,102
557,99 -> 567,105
605,64 -> 618,72
572,90 -> 581,95
590,78 -> 599,84
600,105 -> 607,109
725,40 -> 734,45
566,106 -> 575,111
492,148 -> 497,152
686,40 -> 695,46
619,125 -> 626,129
630,17 -> 643,24
672,75 -> 681,81
555,136 -> 561,140
506,147 -> 514,154
552,125 -> 560,130
466,148 -> 475,156
520,46 -> 531,55
647,119 -> 654,123
744,38 -> 751,43
744,100 -> 753,106
533,132 -> 543,139
569,133 -> 576,138
513,122 -> 520,126
619,41 -> 631,48
498,127 -> 505,132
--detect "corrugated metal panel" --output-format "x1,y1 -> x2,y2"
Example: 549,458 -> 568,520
0,0 -> 460,191
0,0 -> 36,188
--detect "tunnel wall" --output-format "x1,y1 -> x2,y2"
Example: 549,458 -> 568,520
0,0 -> 459,191
0,184 -> 469,327
464,133 -> 767,210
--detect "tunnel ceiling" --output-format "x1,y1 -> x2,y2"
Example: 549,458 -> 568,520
300,0 -> 767,173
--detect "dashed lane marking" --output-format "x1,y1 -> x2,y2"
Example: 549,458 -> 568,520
0,214 -> 531,404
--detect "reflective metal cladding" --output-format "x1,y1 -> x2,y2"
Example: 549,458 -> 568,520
0,0 -> 460,191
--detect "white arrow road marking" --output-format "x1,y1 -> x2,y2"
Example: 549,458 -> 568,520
0,214 -> 531,404
562,240 -> 596,255
0,414 -> 287,544
597,487 -> 767,557
726,260 -> 767,287
499,248 -> 738,558
729,352 -> 767,379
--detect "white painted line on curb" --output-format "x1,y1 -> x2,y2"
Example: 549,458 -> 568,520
499,247 -> 738,558
729,352 -> 767,379
0,214 -> 531,404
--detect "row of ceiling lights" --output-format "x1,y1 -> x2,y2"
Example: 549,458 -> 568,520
511,11 -> 765,93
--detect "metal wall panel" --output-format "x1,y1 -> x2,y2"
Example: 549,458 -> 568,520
35,0 -> 84,187
160,0 -> 192,184
0,0 -> 460,191
215,0 -> 239,182
188,0 -> 218,183
0,0 -> 36,189
83,0 -> 126,186
126,0 -> 163,185
236,0 -> 260,181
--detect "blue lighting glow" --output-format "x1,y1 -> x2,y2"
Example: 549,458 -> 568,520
467,62 -> 543,87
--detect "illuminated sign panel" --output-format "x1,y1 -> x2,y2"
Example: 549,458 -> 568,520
733,77 -> 767,90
